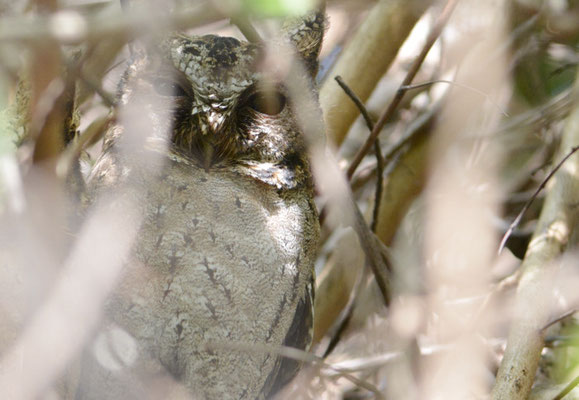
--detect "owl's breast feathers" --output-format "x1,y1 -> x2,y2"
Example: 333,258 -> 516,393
83,153 -> 319,399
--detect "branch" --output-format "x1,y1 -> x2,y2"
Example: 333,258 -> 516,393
333,76 -> 385,232
553,376 -> 579,400
498,145 -> 579,254
491,68 -> 579,400
0,3 -> 223,45
346,0 -> 459,180
334,75 -> 375,131
320,0 -> 431,146
206,340 -> 385,400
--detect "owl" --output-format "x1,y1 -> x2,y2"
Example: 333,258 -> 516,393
75,8 -> 324,400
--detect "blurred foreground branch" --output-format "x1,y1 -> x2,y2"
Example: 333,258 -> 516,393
0,2 -> 222,45
0,198 -> 141,399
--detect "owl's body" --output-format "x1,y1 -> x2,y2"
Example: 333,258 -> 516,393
78,9 -> 323,400
81,150 -> 317,399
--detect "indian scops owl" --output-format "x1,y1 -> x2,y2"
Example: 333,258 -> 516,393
78,9 -> 324,400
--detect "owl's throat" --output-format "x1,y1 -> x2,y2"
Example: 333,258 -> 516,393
197,138 -> 214,171
172,122 -> 237,170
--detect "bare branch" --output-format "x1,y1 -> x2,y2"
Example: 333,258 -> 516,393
499,145 -> 579,254
320,0 -> 431,145
346,0 -> 460,180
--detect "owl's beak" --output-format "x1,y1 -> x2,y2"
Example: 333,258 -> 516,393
200,140 -> 214,172
194,109 -> 227,171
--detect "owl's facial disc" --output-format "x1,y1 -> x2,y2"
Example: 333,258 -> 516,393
167,34 -> 260,99
154,31 -> 314,183
159,35 -> 253,166
161,35 -> 291,169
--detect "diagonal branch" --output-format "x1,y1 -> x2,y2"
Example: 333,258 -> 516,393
498,145 -> 579,254
346,0 -> 460,180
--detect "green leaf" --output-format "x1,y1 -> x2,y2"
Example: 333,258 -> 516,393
241,0 -> 315,17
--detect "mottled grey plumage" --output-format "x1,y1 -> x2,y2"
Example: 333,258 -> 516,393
78,9 -> 324,400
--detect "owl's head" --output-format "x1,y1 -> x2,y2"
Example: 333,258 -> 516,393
114,9 -> 325,190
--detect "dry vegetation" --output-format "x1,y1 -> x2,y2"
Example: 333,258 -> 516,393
1,0 -> 579,399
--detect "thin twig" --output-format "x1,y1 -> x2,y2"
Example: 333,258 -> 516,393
372,140 -> 385,232
499,145 -> 579,254
346,0 -> 460,180
352,199 -> 392,305
330,76 -> 391,304
206,341 -> 385,399
495,90 -> 572,136
382,103 -> 439,163
322,267 -> 368,358
540,309 -> 578,334
334,76 -> 385,232
317,193 -> 392,304
553,375 -> 579,400
335,75 -> 375,130
349,103 -> 439,192
401,79 -> 510,117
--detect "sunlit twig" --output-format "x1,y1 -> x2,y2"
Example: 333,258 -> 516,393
334,75 -> 385,232
499,145 -> 579,254
553,375 -> 579,400
401,79 -> 510,117
346,0 -> 460,180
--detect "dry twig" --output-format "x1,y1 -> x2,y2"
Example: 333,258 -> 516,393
346,0 -> 460,179
320,0 -> 431,145
499,145 -> 579,254
334,76 -> 385,232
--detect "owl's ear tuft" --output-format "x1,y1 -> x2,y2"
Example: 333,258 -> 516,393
282,7 -> 326,77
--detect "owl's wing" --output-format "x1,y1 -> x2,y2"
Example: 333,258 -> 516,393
260,279 -> 314,398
